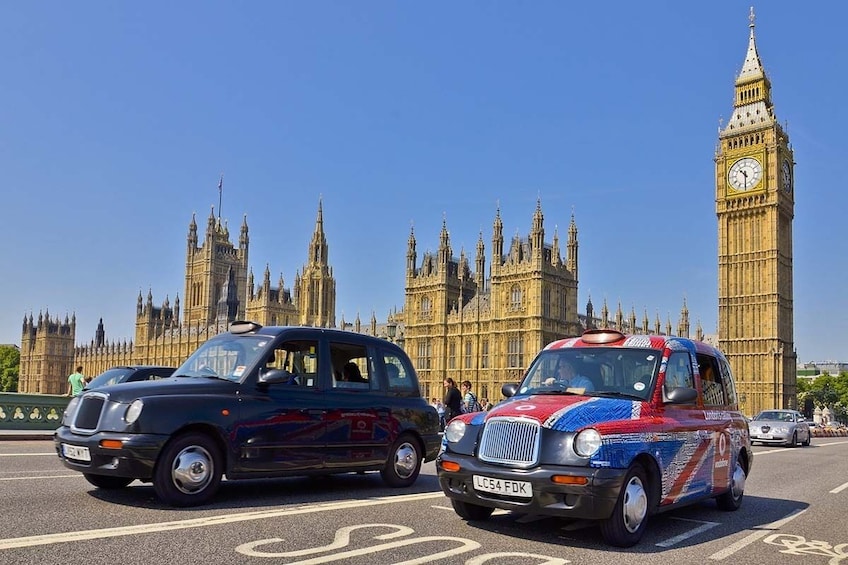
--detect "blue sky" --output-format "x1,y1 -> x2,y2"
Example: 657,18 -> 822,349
1,2 -> 846,363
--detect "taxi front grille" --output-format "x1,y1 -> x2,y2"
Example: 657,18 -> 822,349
72,393 -> 106,433
478,417 -> 540,468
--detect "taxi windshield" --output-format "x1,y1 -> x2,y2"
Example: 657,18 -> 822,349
518,347 -> 662,400
174,335 -> 270,382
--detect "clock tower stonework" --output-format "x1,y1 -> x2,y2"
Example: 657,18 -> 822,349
716,9 -> 796,415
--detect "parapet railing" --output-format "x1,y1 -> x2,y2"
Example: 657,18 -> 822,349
0,393 -> 69,431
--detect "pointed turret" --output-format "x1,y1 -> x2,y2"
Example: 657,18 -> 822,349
567,211 -> 578,279
475,230 -> 486,292
492,205 -> 504,271
407,225 -> 417,276
530,198 -> 544,258
188,212 -> 198,252
438,215 -> 452,266
678,297 -> 690,338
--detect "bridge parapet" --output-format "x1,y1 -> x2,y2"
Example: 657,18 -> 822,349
0,393 -> 69,431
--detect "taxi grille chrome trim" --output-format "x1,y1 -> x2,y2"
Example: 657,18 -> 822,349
479,417 -> 540,468
70,392 -> 107,434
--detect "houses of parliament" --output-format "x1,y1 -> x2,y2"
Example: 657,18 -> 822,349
17,10 -> 796,414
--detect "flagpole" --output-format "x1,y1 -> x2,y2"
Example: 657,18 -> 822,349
218,174 -> 223,221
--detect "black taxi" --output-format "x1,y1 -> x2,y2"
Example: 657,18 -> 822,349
55,321 -> 441,506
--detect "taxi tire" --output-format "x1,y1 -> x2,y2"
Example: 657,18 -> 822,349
802,432 -> 811,446
716,458 -> 746,511
83,474 -> 133,489
599,463 -> 649,547
380,433 -> 422,487
153,432 -> 222,507
451,499 -> 495,521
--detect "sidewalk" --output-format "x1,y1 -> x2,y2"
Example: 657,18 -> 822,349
0,429 -> 55,441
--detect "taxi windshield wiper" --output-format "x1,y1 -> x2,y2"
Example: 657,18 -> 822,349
589,390 -> 644,401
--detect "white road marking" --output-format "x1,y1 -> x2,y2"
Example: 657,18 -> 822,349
708,508 -> 807,560
830,481 -> 848,494
0,491 -> 446,550
0,475 -> 81,481
655,518 -> 720,547
0,452 -> 55,457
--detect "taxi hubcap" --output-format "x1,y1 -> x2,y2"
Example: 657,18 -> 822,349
622,475 -> 648,533
730,462 -> 746,499
394,442 -> 418,479
172,445 -> 213,494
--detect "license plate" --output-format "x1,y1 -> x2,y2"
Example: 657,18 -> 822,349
62,444 -> 91,462
472,475 -> 532,498
760,434 -> 772,440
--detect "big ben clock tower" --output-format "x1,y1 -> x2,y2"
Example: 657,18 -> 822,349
716,8 -> 795,414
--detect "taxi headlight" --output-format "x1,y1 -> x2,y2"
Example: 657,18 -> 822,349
125,399 -> 144,424
445,420 -> 467,443
774,425 -> 789,434
574,428 -> 602,457
62,397 -> 80,426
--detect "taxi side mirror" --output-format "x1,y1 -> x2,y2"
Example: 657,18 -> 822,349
665,386 -> 698,404
258,368 -> 297,385
502,383 -> 520,398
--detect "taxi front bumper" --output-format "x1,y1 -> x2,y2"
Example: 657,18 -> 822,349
437,452 -> 628,520
54,426 -> 169,479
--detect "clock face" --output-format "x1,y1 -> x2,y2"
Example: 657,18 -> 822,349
728,157 -> 763,191
782,160 -> 792,192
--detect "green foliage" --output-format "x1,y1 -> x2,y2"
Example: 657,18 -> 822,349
801,371 -> 848,424
0,346 -> 20,392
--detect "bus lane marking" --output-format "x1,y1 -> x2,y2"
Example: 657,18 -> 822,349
708,508 -> 807,560
763,533 -> 848,562
236,523 -> 569,565
0,491 -> 445,550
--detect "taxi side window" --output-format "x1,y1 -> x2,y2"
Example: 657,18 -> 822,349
330,342 -> 374,390
665,352 -> 694,390
383,352 -> 418,395
265,340 -> 319,387
697,353 -> 727,406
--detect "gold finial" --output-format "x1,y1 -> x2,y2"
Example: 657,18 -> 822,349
749,6 -> 755,28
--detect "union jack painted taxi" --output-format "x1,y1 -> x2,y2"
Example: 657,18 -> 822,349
437,329 -> 752,547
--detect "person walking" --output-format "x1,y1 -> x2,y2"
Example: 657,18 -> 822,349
432,398 -> 446,431
67,366 -> 86,397
443,378 -> 462,423
460,380 -> 482,413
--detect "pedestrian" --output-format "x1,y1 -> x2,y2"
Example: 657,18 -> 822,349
443,378 -> 462,423
460,380 -> 482,413
67,365 -> 86,397
481,397 -> 493,411
432,397 -> 446,431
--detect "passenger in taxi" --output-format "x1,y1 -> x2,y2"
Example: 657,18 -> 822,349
543,360 -> 595,391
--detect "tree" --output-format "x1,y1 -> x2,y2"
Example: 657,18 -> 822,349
0,345 -> 20,392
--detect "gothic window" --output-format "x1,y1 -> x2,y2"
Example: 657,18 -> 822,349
449,341 -> 456,370
542,287 -> 551,317
421,296 -> 431,317
464,340 -> 472,369
417,339 -> 432,370
481,339 -> 489,369
510,285 -> 522,310
507,334 -> 524,368
558,288 -> 566,320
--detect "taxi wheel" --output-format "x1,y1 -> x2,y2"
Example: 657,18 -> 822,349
153,432 -> 222,507
84,474 -> 133,489
599,463 -> 649,547
452,499 -> 494,521
716,458 -> 746,511
802,431 -> 811,446
380,434 -> 422,487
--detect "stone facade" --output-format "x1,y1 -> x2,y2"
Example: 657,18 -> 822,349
715,10 -> 796,414
18,200 -> 335,394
